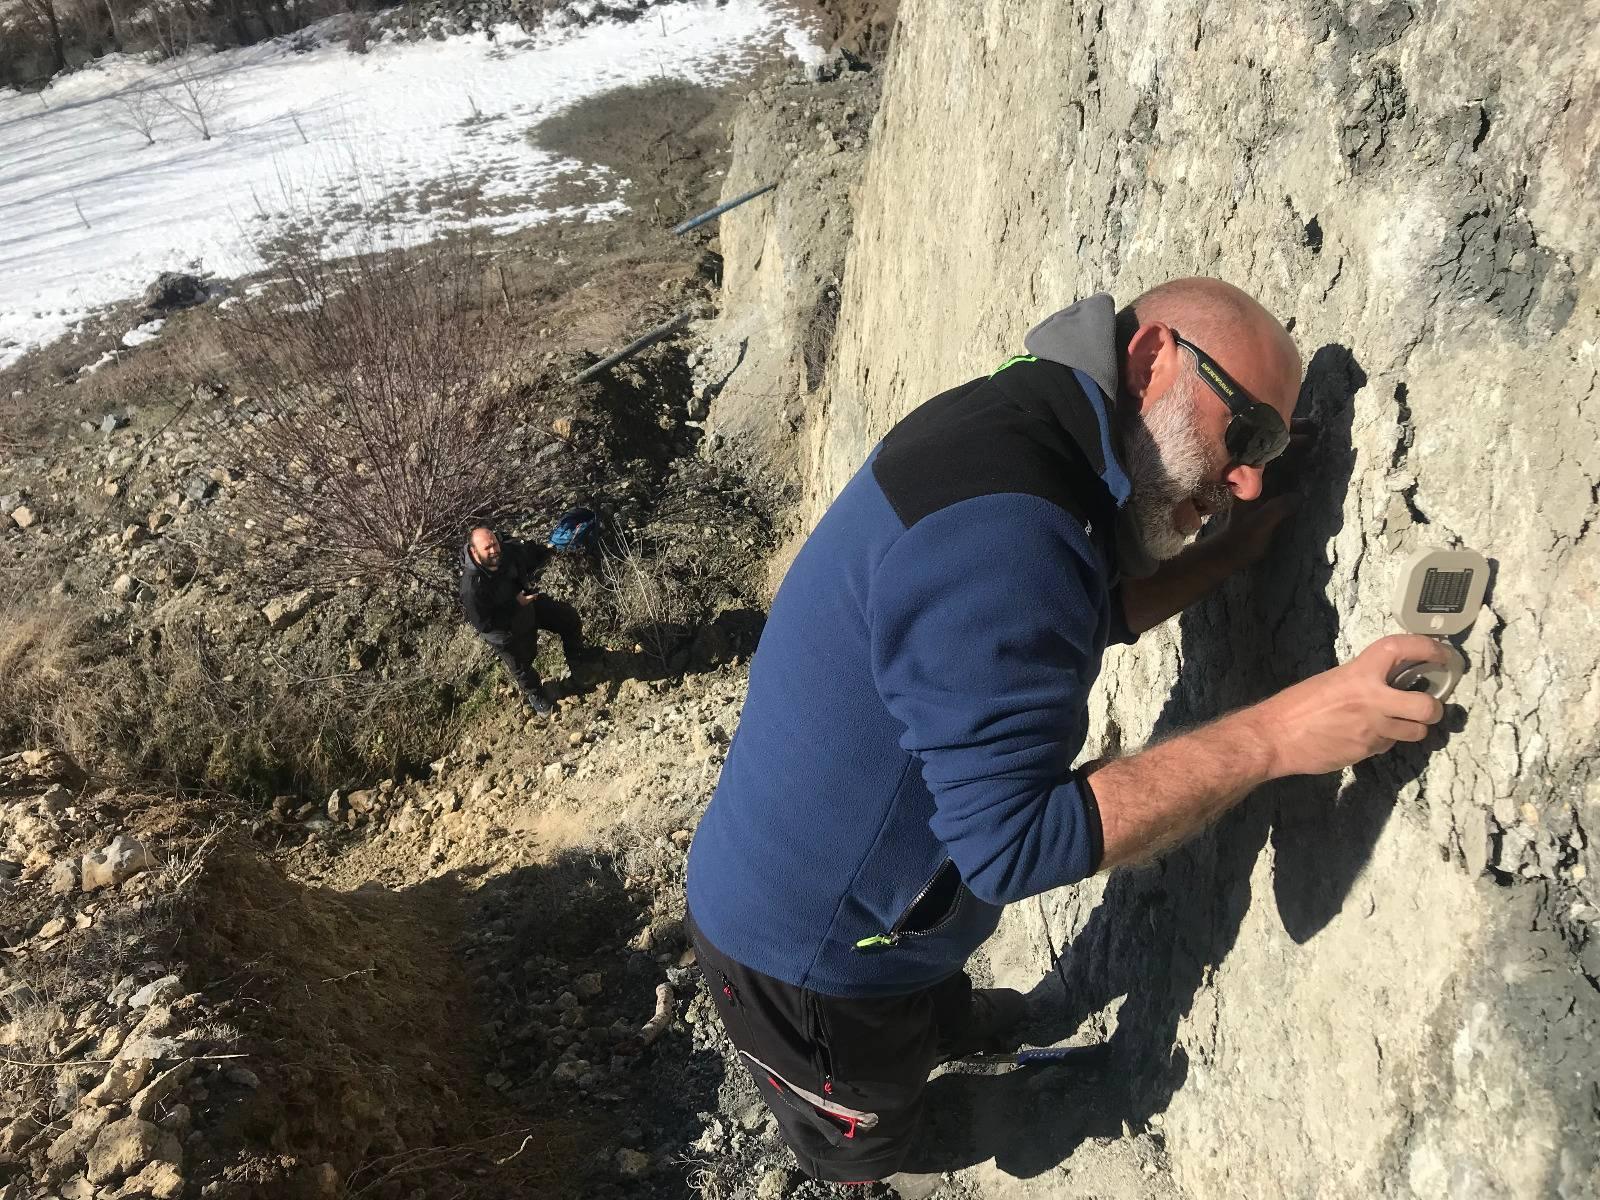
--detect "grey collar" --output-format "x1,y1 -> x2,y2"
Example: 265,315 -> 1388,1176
1022,293 -> 1166,580
1022,293 -> 1120,403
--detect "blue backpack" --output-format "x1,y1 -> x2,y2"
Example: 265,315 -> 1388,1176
548,507 -> 599,553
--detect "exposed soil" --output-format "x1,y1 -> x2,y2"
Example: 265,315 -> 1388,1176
532,79 -> 742,226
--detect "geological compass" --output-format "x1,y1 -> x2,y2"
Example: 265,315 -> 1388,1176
1386,547 -> 1490,702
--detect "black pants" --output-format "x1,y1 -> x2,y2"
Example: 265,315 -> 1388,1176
687,911 -> 974,1183
486,595 -> 583,699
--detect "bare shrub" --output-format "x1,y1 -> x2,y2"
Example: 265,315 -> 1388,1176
108,77 -> 167,145
210,231 -> 537,586
598,530 -> 689,666
151,8 -> 223,140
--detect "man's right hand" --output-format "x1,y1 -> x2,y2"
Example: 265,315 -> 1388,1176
1253,635 -> 1449,778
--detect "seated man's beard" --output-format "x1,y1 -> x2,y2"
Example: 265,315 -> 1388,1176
1121,377 -> 1233,563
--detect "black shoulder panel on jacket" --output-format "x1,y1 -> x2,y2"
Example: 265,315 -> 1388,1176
871,358 -> 1116,533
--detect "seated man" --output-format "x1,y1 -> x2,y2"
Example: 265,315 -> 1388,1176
459,525 -> 586,715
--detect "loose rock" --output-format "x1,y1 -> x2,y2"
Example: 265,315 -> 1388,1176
84,1058 -> 154,1108
81,835 -> 154,892
262,589 -> 323,630
128,975 -> 182,1009
86,1116 -> 181,1184
615,1147 -> 652,1177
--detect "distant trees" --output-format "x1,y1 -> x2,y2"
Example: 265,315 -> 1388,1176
0,0 -> 371,88
15,0 -> 69,76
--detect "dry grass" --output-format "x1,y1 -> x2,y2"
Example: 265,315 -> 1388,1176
0,587 -> 470,799
0,301 -> 232,453
0,389 -> 21,455
597,530 -> 690,667
74,305 -> 232,415
0,599 -> 96,753
801,284 -> 840,393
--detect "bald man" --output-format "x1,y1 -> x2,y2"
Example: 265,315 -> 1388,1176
684,280 -> 1449,1183
460,526 -> 587,715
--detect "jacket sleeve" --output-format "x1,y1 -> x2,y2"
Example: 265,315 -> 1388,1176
867,494 -> 1109,906
507,539 -> 550,592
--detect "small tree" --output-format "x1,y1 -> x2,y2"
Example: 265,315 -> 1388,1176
152,7 -> 222,140
210,231 -> 538,585
109,79 -> 166,145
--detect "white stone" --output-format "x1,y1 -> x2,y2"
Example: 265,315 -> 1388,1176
81,835 -> 154,892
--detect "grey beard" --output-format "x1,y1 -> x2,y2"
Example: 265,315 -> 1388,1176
1119,377 -> 1232,568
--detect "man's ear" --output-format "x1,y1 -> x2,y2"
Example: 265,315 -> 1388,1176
1122,322 -> 1171,414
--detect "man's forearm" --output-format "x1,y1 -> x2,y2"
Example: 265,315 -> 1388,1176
1087,706 -> 1277,868
1120,537 -> 1242,636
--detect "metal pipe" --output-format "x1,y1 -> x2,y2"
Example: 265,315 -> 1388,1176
573,310 -> 693,384
671,182 -> 777,235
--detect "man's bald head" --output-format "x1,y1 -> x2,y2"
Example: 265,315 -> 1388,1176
1111,278 -> 1302,569
1117,277 -> 1301,421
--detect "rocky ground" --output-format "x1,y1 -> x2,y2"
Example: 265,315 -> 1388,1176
0,31 -> 934,1200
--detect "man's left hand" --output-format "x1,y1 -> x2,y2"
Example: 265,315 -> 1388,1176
1212,492 -> 1302,570
1210,416 -> 1318,571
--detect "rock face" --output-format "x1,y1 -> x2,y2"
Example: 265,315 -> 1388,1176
141,272 -> 207,313
803,1 -> 1599,1196
701,71 -> 879,511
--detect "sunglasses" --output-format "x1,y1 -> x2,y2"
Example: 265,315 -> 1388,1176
1171,331 -> 1290,468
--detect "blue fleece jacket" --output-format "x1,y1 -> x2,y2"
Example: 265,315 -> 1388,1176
687,298 -> 1137,997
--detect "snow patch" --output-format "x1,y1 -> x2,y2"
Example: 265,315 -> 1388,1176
121,319 -> 165,348
0,1 -> 824,371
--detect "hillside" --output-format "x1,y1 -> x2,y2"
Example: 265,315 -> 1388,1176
3,0 -> 1597,1198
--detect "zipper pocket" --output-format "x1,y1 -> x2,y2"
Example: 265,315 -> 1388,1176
853,859 -> 965,952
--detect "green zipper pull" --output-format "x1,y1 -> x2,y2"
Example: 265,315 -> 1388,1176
990,353 -> 1037,377
854,933 -> 898,951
